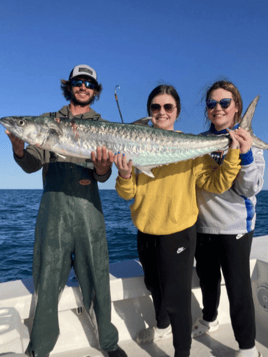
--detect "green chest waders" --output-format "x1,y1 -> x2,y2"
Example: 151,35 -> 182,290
26,162 -> 118,357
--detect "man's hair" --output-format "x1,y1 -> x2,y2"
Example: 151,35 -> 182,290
60,79 -> 103,104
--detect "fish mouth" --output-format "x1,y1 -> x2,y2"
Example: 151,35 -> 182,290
0,117 -> 13,130
0,117 -> 23,137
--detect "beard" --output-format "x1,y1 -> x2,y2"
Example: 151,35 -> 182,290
71,91 -> 95,107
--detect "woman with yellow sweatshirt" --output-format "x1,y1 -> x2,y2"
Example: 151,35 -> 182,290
114,85 -> 251,357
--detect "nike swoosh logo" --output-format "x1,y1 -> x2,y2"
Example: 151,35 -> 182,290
236,233 -> 245,240
177,247 -> 186,254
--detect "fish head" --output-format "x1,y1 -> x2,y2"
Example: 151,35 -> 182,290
1,116 -> 37,140
0,116 -> 59,147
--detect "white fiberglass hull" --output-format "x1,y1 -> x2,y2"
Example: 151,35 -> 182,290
0,236 -> 268,357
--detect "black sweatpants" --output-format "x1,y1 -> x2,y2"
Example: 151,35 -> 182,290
195,231 -> 256,349
137,225 -> 197,357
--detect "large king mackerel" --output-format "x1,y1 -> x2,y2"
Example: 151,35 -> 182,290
1,96 -> 267,177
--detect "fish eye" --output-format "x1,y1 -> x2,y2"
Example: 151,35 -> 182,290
18,120 -> 25,126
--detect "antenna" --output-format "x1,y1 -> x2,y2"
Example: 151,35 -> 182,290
114,85 -> 124,123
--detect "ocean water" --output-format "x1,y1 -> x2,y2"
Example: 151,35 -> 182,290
0,189 -> 268,283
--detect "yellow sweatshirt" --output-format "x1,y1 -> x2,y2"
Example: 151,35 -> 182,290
116,149 -> 240,235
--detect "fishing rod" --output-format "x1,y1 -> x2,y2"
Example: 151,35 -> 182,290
114,85 -> 124,123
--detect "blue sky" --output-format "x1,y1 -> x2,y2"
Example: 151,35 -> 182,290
0,0 -> 267,189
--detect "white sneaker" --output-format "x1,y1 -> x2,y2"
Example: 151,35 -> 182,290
236,351 -> 262,357
192,318 -> 219,338
136,325 -> 172,344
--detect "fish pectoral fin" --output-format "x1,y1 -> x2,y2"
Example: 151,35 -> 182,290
40,123 -> 63,147
135,165 -> 156,178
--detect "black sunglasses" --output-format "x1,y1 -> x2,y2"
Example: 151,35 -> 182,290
71,79 -> 96,89
150,103 -> 176,114
206,98 -> 233,109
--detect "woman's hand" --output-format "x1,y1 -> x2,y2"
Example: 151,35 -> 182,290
234,128 -> 253,154
114,152 -> 133,179
228,129 -> 240,150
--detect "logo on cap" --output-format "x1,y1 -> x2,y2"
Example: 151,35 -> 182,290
79,67 -> 93,76
69,64 -> 97,81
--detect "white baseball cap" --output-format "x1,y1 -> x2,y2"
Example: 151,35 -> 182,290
69,64 -> 98,83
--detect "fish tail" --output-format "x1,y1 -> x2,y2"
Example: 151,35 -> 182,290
239,95 -> 268,150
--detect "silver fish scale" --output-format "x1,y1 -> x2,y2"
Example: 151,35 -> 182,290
67,120 -> 228,149
57,121 -> 229,165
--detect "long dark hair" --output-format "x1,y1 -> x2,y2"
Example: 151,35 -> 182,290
147,85 -> 181,118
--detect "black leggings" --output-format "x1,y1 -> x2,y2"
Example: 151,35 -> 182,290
137,225 -> 196,357
195,231 -> 256,349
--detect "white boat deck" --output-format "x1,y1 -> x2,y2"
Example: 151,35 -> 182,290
0,235 -> 268,357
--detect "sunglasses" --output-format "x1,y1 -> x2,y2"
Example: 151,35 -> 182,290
206,98 -> 233,109
71,79 -> 96,89
150,103 -> 176,114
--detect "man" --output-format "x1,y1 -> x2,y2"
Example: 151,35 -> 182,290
6,64 -> 127,357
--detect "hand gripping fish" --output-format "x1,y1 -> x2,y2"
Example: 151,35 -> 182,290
1,96 -> 267,177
